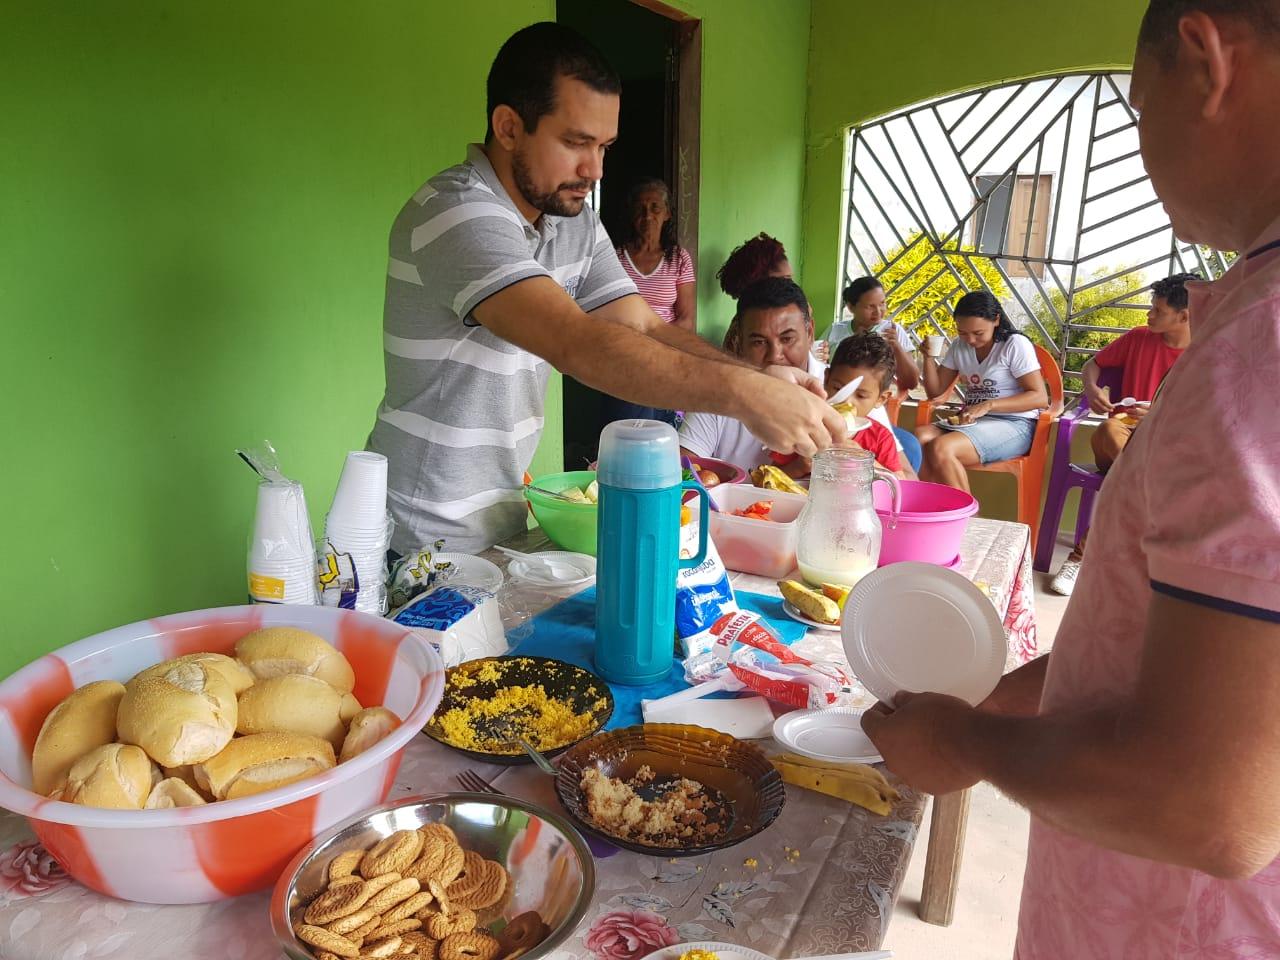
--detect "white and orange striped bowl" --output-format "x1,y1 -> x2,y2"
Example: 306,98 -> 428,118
0,604 -> 444,904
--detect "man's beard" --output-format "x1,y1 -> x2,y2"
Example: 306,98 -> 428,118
512,147 -> 591,217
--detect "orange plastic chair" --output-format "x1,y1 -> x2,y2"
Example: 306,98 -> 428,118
916,342 -> 1064,545
883,390 -> 904,427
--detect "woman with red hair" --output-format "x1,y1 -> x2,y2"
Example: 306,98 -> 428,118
717,233 -> 792,351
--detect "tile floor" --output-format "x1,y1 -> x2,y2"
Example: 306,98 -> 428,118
881,541 -> 1074,958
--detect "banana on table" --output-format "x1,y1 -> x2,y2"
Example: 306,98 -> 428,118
778,580 -> 840,623
751,464 -> 807,495
770,751 -> 901,816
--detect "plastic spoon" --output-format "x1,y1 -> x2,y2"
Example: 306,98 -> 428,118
758,375 -> 868,454
828,375 -> 864,407
493,545 -> 588,581
524,483 -> 585,504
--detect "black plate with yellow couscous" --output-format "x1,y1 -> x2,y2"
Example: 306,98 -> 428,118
423,656 -> 615,764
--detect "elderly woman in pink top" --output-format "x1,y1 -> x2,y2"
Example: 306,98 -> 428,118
863,2 -> 1280,957
615,178 -> 696,330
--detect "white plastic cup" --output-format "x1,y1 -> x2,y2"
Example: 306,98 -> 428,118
323,523 -> 389,548
327,452 -> 388,530
925,335 -> 947,359
248,559 -> 318,605
252,482 -> 313,555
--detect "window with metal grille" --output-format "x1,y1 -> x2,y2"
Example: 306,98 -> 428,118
838,71 -> 1233,391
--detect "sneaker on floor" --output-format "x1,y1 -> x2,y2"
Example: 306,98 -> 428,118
1050,558 -> 1082,596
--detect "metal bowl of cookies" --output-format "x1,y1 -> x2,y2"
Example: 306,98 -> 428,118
271,793 -> 595,960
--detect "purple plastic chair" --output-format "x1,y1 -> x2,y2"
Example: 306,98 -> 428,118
1034,366 -> 1123,572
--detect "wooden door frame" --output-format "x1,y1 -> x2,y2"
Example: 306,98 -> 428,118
627,0 -> 702,275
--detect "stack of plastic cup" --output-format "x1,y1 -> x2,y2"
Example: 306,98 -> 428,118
324,451 -> 390,614
247,480 -> 319,605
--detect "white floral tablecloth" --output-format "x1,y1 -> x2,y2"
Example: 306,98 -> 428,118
0,519 -> 1034,959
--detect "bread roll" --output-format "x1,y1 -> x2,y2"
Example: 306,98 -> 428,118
339,692 -> 362,723
117,665 -> 237,767
235,627 -> 355,692
145,777 -> 208,809
59,743 -> 156,809
339,707 -> 401,763
236,674 -> 345,747
195,732 -> 335,801
134,653 -> 255,696
161,763 -> 212,796
31,680 -> 126,796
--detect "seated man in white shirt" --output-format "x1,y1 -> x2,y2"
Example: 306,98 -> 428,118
680,277 -> 910,476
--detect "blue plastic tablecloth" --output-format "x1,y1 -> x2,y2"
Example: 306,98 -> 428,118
510,588 -> 804,728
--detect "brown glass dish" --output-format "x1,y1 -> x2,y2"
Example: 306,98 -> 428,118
554,723 -> 786,856
423,656 -> 615,765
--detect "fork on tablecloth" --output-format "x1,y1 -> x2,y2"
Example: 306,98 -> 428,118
455,769 -> 502,794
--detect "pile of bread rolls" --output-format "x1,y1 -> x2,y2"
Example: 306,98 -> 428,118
32,627 -> 402,810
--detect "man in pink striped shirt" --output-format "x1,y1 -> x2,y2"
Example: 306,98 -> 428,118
863,2 -> 1280,955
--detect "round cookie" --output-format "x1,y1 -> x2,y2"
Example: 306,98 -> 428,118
361,830 -> 424,879
439,931 -> 501,960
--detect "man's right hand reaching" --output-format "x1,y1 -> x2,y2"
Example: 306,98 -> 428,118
732,371 -> 846,457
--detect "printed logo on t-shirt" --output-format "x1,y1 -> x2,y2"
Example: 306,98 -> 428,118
562,276 -> 583,298
965,375 -> 999,403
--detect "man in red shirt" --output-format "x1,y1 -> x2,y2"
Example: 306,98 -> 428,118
1050,272 -> 1194,594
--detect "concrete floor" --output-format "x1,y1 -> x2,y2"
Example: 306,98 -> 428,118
883,541 -> 1073,958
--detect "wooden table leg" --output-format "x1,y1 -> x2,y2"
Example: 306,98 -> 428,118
919,788 -> 972,926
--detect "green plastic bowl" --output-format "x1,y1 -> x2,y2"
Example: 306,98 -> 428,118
525,470 -> 598,556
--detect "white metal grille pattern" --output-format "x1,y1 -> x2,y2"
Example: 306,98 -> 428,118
840,71 -> 1232,382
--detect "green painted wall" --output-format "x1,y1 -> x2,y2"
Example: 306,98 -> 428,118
0,1 -> 812,677
668,0 -> 814,344
0,1 -> 551,677
801,0 -> 1150,329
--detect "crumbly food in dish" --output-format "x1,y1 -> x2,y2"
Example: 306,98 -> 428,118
580,766 -> 725,847
679,951 -> 721,960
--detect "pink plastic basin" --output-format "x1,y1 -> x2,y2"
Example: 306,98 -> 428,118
0,605 -> 444,904
872,479 -> 978,566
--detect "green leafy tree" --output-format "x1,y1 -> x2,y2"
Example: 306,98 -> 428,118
1030,269 -> 1147,375
869,233 -> 1011,338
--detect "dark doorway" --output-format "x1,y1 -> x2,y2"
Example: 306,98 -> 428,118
557,0 -> 701,469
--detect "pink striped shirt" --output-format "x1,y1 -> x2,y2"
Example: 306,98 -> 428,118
1016,219 -> 1280,959
618,246 -> 695,323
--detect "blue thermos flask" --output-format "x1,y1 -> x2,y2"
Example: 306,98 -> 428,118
594,420 -> 710,686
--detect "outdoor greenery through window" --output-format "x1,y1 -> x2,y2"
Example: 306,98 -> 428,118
838,71 -> 1235,389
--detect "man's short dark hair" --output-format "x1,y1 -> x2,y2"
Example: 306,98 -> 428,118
486,23 -> 621,141
1151,272 -> 1200,310
830,331 -> 897,392
734,277 -> 811,328
1139,1 -> 1280,66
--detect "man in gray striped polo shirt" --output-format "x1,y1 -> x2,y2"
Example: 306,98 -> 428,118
367,23 -> 843,555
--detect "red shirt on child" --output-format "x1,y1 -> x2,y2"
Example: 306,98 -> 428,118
855,419 -> 901,473
1093,326 -> 1185,401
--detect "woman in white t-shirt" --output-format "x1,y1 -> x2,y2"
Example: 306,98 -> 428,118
823,277 -> 921,392
916,291 -> 1048,491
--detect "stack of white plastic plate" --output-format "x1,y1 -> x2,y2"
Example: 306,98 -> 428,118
841,561 -> 1005,706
